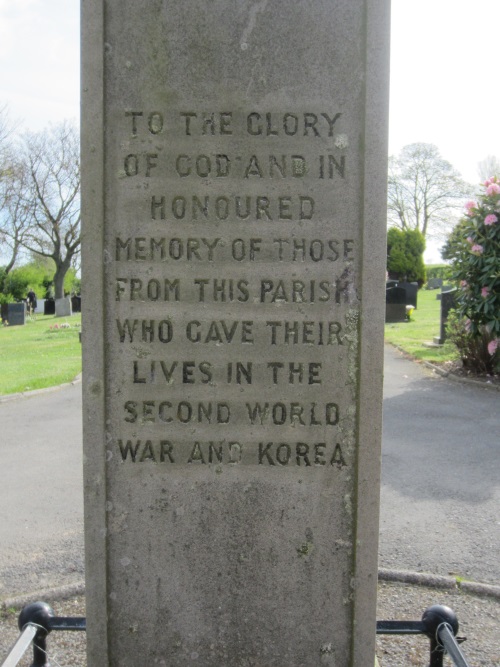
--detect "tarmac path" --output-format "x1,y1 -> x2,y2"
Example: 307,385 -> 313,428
380,346 -> 500,585
0,345 -> 498,599
0,383 -> 84,599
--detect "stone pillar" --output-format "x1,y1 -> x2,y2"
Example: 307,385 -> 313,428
81,1 -> 390,665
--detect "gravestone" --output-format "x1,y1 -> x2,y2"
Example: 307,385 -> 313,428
434,288 -> 458,345
34,298 -> 45,314
426,277 -> 443,290
398,281 -> 418,309
385,286 -> 407,323
55,297 -> 72,317
44,299 -> 55,315
437,284 -> 454,301
81,1 -> 390,665
71,295 -> 82,313
7,302 -> 26,326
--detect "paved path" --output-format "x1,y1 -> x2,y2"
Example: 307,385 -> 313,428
0,383 -> 84,598
380,346 -> 500,585
0,347 -> 498,598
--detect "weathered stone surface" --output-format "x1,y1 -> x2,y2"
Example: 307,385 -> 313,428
81,1 -> 389,665
55,297 -> 72,317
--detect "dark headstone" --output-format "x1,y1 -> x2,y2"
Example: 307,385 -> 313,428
71,295 -> 81,312
398,281 -> 418,309
44,299 -> 55,315
436,284 -> 454,301
385,286 -> 407,322
385,303 -> 407,323
7,302 -> 26,326
434,288 -> 457,344
386,286 -> 406,304
0,303 -> 8,323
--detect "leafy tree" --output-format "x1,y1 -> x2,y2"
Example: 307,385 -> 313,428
1,259 -> 54,301
388,143 -> 472,240
63,267 -> 80,295
425,264 -> 452,282
0,265 -> 7,297
444,178 -> 500,372
387,227 -> 426,284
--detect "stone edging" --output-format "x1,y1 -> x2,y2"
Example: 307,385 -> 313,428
0,374 -> 82,404
389,343 -> 500,392
2,582 -> 85,611
3,570 -> 499,611
422,360 -> 500,391
378,568 -> 500,599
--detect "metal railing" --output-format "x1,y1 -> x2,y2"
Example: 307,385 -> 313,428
2,602 -> 473,667
376,604 -> 471,666
2,602 -> 85,667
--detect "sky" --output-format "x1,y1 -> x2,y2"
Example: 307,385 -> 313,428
1,0 -> 500,263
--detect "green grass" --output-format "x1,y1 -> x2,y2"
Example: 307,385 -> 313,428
0,313 -> 82,395
384,288 -> 457,364
0,290 -> 454,396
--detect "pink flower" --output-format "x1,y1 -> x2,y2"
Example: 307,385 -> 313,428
486,182 -> 500,195
465,200 -> 476,215
484,176 -> 499,186
488,339 -> 499,356
481,286 -> 489,297
484,213 -> 498,225
471,244 -> 484,254
466,236 -> 473,244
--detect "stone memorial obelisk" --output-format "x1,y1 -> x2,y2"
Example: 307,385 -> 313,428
81,1 -> 390,664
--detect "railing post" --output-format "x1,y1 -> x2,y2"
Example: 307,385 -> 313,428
17,602 -> 54,667
421,604 -> 459,667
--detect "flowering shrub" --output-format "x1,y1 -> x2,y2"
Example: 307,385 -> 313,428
444,177 -> 500,373
446,312 -> 496,374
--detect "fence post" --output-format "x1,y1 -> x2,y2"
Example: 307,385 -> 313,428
421,604 -> 459,667
17,602 -> 54,667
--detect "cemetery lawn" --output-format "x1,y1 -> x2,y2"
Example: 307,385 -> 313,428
384,288 -> 457,364
0,314 -> 82,396
0,291 -> 456,396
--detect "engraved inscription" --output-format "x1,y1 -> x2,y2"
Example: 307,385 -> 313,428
112,107 -> 356,467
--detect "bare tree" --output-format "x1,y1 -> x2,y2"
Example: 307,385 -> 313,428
477,155 -> 500,182
0,103 -> 17,164
0,160 -> 32,273
387,143 -> 472,240
14,121 -> 81,298
0,104 -> 25,273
